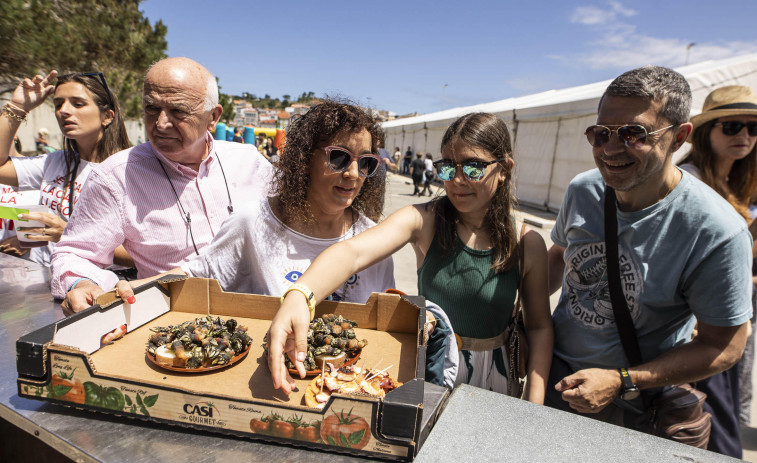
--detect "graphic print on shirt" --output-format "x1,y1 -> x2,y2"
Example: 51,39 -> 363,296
283,267 -> 359,301
0,185 -> 19,238
39,175 -> 82,217
564,242 -> 642,329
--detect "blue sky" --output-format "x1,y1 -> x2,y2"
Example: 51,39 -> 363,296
141,0 -> 757,115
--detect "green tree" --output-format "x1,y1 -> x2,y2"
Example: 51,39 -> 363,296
0,0 -> 168,118
217,79 -> 235,125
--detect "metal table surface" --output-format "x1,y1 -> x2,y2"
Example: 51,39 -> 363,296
1,254 -> 738,462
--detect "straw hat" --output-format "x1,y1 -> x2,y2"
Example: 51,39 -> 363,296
689,85 -> 757,135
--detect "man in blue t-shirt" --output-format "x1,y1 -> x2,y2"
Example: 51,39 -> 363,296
546,66 -> 751,453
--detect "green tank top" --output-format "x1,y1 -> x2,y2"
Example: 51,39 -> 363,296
417,236 -> 519,339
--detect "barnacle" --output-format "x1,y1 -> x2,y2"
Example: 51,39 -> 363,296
147,315 -> 252,369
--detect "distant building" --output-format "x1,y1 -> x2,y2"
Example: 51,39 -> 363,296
289,103 -> 311,117
277,110 -> 290,130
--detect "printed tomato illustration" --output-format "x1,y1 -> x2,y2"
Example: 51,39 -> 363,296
288,414 -> 320,443
269,414 -> 295,439
320,408 -> 370,449
83,382 -> 126,411
249,417 -> 271,435
50,371 -> 86,404
295,425 -> 319,443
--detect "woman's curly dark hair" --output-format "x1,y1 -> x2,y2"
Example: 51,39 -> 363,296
273,99 -> 385,224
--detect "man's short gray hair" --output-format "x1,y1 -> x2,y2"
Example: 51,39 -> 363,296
602,65 -> 692,125
204,75 -> 218,112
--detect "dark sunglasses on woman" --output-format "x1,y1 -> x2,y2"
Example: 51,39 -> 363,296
584,124 -> 676,148
433,158 -> 504,181
322,146 -> 381,177
714,121 -> 757,137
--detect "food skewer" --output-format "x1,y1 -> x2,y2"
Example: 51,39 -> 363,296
365,364 -> 393,382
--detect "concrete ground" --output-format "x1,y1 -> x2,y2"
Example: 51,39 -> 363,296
380,171 -> 757,461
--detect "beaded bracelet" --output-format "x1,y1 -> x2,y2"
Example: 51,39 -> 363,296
2,104 -> 27,123
281,283 -> 316,321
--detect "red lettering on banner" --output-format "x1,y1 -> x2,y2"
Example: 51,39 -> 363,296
0,196 -> 17,205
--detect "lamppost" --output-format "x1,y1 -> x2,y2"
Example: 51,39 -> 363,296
442,84 -> 448,111
685,43 -> 696,66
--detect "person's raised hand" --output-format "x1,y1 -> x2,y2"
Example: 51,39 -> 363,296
12,70 -> 58,113
267,293 -> 311,394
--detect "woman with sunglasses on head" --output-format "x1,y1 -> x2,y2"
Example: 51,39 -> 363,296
269,112 -> 553,401
677,85 -> 757,458
0,70 -> 132,267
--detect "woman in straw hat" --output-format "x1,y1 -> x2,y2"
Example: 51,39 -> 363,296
679,85 -> 757,218
678,85 -> 757,458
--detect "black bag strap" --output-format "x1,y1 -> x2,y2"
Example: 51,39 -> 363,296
512,223 -> 527,324
604,187 -> 644,366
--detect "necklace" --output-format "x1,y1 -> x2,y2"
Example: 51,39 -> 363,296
67,154 -> 81,218
339,208 -> 357,301
457,218 -> 485,233
154,150 -> 234,255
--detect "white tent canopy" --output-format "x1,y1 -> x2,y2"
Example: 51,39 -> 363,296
382,54 -> 757,211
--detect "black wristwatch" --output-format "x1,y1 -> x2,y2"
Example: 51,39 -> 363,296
618,367 -> 640,400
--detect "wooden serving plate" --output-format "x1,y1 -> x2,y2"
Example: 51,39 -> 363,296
145,345 -> 250,373
291,349 -> 362,377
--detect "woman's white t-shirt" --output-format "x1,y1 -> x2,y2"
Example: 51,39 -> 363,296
12,151 -> 94,266
0,185 -> 41,241
183,196 -> 395,302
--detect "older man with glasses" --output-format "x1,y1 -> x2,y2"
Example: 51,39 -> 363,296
51,57 -> 273,313
544,66 -> 751,456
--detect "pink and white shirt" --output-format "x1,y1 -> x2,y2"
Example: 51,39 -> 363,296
50,136 -> 273,298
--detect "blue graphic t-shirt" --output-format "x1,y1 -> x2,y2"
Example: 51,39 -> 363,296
551,169 -> 752,371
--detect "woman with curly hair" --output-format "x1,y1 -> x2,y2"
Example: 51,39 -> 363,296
269,112 -> 553,401
117,100 -> 393,302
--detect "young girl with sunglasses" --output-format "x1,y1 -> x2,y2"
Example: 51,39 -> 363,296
0,70 -> 131,267
269,112 -> 553,402
677,85 -> 757,458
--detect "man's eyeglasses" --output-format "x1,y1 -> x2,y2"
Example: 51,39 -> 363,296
714,121 -> 757,137
584,124 -> 676,148
433,158 -> 504,181
322,146 -> 381,177
59,72 -> 114,109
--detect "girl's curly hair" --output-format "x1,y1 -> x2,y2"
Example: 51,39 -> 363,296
273,99 -> 385,224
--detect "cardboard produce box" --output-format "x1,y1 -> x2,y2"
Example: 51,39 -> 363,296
17,277 -> 439,461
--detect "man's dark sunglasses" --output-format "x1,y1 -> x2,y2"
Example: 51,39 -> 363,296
59,72 -> 114,108
584,124 -> 675,148
714,121 -> 757,137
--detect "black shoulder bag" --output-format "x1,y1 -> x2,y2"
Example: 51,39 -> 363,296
604,186 -> 711,449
